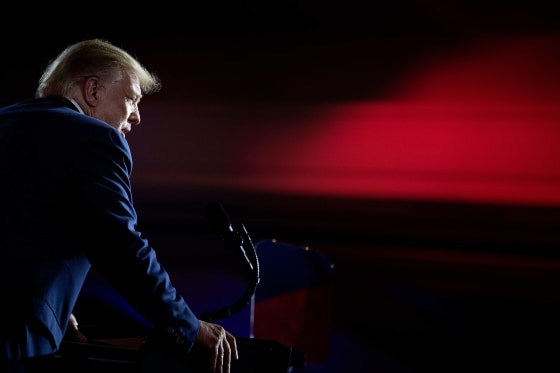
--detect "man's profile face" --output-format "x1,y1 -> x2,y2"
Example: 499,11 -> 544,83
93,71 -> 142,137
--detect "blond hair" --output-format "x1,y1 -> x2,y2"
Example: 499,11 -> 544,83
36,39 -> 161,97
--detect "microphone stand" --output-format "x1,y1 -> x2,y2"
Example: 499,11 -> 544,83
199,221 -> 260,322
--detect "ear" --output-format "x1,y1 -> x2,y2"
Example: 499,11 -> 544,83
83,76 -> 100,106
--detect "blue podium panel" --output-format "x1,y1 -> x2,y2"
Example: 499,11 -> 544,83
254,239 -> 334,300
253,240 -> 334,363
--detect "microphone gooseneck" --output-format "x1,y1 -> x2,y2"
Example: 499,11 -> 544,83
200,201 -> 260,322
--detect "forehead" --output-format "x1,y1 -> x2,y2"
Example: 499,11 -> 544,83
119,70 -> 141,96
102,75 -> 140,103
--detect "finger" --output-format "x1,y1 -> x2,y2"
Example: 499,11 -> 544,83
222,338 -> 231,373
215,344 -> 224,373
227,333 -> 238,360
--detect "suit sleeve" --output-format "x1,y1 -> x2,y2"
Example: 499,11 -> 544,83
66,124 -> 200,351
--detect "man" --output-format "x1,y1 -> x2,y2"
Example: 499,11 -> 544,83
0,39 -> 237,372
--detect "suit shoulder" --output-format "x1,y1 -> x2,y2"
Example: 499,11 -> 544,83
1,97 -> 128,153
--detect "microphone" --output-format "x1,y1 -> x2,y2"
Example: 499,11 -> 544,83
204,201 -> 239,245
200,201 -> 260,322
204,201 -> 255,272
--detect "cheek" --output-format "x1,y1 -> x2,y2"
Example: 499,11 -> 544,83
104,106 -> 127,129
115,104 -> 131,122
124,103 -> 136,118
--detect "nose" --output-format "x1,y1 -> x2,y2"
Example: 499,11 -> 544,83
130,109 -> 140,126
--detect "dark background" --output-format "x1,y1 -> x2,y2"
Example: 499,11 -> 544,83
4,0 -> 559,102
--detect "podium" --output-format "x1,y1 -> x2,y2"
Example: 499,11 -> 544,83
53,336 -> 303,373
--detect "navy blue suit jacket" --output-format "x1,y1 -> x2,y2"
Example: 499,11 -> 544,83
0,96 -> 199,363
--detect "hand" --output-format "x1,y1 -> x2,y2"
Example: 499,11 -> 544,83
194,320 -> 238,373
64,313 -> 89,343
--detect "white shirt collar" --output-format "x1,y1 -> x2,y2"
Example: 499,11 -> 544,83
65,97 -> 85,115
